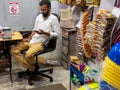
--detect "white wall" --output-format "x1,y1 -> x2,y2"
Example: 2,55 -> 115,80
100,0 -> 116,12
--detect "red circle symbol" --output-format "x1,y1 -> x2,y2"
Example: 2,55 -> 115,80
11,6 -> 18,14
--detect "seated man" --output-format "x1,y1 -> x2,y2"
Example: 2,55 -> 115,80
11,0 -> 60,72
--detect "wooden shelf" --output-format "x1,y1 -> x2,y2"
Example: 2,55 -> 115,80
61,28 -> 77,70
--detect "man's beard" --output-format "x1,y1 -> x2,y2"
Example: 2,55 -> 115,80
42,11 -> 49,17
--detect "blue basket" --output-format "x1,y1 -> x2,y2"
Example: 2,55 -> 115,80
108,42 -> 120,65
100,81 -> 117,90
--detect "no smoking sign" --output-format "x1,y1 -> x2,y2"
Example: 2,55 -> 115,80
9,2 -> 19,14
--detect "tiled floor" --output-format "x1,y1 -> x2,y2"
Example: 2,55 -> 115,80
71,83 -> 78,90
0,66 -> 70,90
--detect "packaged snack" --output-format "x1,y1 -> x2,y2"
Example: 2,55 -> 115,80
86,0 -> 100,7
70,56 -> 79,62
60,0 -> 67,4
76,0 -> 81,5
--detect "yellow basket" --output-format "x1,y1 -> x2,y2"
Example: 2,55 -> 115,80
102,74 -> 120,89
105,57 -> 120,71
101,56 -> 120,89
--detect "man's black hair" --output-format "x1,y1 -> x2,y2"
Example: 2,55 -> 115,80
39,0 -> 51,7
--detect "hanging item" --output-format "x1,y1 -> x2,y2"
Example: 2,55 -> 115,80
81,11 -> 92,58
60,0 -> 76,6
60,0 -> 88,9
92,10 -> 116,61
74,0 -> 88,12
80,7 -> 94,58
60,8 -> 75,28
60,0 -> 67,4
81,9 -> 116,60
76,0 -> 82,5
67,0 -> 76,6
86,0 -> 100,7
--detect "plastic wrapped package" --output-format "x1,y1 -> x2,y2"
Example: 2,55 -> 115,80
98,9 -> 110,14
86,0 -> 100,7
95,12 -> 116,25
60,8 -> 72,20
84,21 -> 96,45
83,44 -> 93,58
67,0 -> 76,6
60,0 -> 67,4
75,0 -> 88,12
60,19 -> 75,28
60,8 -> 75,28
91,11 -> 116,61
81,11 -> 92,58
80,10 -> 116,59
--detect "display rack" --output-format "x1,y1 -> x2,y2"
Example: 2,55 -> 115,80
70,64 -> 84,90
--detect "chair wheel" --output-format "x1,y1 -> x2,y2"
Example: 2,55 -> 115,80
28,80 -> 34,85
50,78 -> 53,82
49,69 -> 53,74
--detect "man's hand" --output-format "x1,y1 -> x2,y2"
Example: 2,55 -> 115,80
34,29 -> 50,36
35,30 -> 45,34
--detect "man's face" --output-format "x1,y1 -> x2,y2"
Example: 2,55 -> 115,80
40,5 -> 50,17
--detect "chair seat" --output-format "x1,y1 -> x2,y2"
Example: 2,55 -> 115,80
35,48 -> 55,55
22,48 -> 54,55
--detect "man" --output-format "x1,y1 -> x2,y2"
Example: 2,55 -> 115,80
11,0 -> 60,72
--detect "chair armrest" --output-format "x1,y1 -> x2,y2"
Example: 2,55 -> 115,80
22,32 -> 31,38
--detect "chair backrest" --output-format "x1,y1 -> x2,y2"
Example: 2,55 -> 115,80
43,37 -> 57,50
52,13 -> 60,22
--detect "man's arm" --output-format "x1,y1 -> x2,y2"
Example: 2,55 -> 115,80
23,31 -> 35,42
32,15 -> 60,37
29,30 -> 35,39
50,17 -> 61,38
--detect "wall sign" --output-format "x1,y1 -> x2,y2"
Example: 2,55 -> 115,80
9,2 -> 19,14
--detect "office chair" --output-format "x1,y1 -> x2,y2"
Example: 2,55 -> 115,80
18,37 -> 57,85
18,13 -> 59,85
